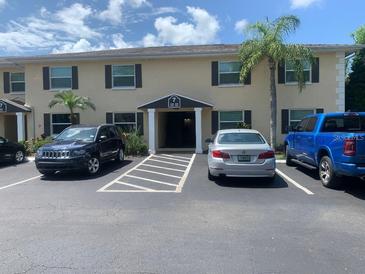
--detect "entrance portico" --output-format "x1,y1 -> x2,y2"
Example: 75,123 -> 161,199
138,94 -> 213,154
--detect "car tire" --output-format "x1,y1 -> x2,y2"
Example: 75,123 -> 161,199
285,145 -> 295,166
116,147 -> 125,163
87,157 -> 100,175
319,156 -> 341,189
208,169 -> 217,181
14,150 -> 25,164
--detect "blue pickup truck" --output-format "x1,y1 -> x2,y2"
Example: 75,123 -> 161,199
284,112 -> 365,188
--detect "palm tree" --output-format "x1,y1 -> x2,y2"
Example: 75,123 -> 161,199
239,15 -> 313,149
49,90 -> 96,124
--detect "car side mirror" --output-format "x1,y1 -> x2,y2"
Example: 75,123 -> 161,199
205,138 -> 213,143
98,135 -> 107,142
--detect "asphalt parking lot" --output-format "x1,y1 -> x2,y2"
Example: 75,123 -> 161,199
1,155 -> 365,273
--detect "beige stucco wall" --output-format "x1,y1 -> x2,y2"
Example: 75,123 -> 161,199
23,51 -> 340,149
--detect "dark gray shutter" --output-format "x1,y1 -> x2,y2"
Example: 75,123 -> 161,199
106,112 -> 113,124
44,113 -> 51,136
72,66 -> 78,89
43,67 -> 50,90
244,110 -> 252,129
74,113 -> 80,124
105,65 -> 112,89
281,109 -> 289,134
137,112 -> 144,135
211,61 -> 219,86
312,57 -> 319,83
135,64 -> 142,88
244,71 -> 251,85
211,111 -> 219,134
3,72 -> 10,93
278,61 -> 285,84
316,108 -> 324,114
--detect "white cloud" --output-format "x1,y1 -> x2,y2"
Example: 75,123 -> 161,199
112,33 -> 133,48
290,0 -> 321,9
142,6 -> 220,47
52,39 -> 106,53
235,19 -> 249,34
126,0 -> 149,8
0,0 -> 6,9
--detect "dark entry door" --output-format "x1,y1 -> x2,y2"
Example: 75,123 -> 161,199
165,112 -> 195,148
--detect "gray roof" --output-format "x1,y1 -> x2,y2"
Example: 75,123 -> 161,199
1,43 -> 364,66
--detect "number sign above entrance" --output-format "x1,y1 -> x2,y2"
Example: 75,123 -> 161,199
138,93 -> 213,109
0,101 -> 7,112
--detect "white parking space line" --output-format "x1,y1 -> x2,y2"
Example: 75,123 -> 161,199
276,168 -> 314,195
161,154 -> 192,160
115,181 -> 156,192
148,159 -> 188,167
176,154 -> 196,193
98,153 -> 196,193
141,163 -> 185,173
0,175 -> 42,191
151,155 -> 190,163
135,168 -> 182,179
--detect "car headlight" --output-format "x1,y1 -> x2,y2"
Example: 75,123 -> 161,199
36,149 -> 43,157
72,149 -> 86,156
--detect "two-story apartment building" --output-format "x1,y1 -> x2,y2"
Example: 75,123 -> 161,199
0,44 -> 362,153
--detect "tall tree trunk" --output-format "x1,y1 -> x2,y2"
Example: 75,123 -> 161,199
269,58 -> 277,150
70,108 -> 76,125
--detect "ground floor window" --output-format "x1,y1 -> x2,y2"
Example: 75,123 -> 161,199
289,109 -> 315,128
114,112 -> 136,132
219,111 -> 244,130
51,114 -> 71,134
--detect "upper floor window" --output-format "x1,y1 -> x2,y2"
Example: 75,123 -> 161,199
112,65 -> 135,88
10,72 -> 25,92
219,61 -> 241,85
285,60 -> 311,84
50,67 -> 72,90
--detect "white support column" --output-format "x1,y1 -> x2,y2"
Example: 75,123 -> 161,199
194,107 -> 203,154
16,112 -> 25,142
148,108 -> 156,154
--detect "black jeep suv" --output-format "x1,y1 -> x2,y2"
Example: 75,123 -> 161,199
35,124 -> 125,176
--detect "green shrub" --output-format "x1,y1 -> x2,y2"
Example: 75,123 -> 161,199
19,137 -> 53,155
124,131 -> 148,156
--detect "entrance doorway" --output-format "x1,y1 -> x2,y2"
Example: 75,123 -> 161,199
158,112 -> 196,148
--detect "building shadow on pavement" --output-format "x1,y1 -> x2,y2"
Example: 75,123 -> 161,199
214,175 -> 288,189
39,160 -> 133,181
0,159 -> 32,169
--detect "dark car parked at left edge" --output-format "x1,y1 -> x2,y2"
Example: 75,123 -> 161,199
35,124 -> 125,176
0,136 -> 26,164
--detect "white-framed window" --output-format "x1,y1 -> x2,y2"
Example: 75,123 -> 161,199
50,67 -> 72,90
219,111 -> 244,129
218,61 -> 241,85
10,72 -> 25,93
285,60 -> 311,84
289,109 -> 315,128
112,65 -> 135,88
113,112 -> 137,132
51,114 -> 72,134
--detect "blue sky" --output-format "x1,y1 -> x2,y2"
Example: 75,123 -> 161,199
0,0 -> 363,56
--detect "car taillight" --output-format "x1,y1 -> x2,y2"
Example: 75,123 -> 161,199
212,150 -> 230,159
258,150 -> 275,159
344,139 -> 356,156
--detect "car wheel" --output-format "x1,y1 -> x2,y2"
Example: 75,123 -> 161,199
319,156 -> 341,189
285,145 -> 295,166
87,157 -> 100,175
116,148 -> 125,162
208,169 -> 217,181
14,150 -> 25,164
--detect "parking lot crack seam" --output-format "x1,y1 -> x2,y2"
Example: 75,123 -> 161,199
176,154 -> 196,193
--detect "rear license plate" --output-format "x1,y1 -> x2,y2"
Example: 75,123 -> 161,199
237,155 -> 250,162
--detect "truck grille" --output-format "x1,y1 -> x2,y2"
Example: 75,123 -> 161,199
42,151 -> 70,159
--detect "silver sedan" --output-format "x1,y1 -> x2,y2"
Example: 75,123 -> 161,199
207,129 -> 276,181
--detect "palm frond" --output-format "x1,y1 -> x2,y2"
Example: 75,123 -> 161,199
273,15 -> 300,40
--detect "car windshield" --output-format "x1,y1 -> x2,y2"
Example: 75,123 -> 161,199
321,116 -> 365,132
217,133 -> 265,144
56,127 -> 97,142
